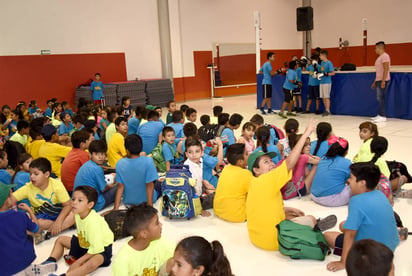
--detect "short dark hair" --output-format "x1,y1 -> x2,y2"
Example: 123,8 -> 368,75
200,115 -> 210,126
350,162 -> 381,190
16,120 -> 29,132
186,108 -> 197,117
183,123 -> 197,138
185,137 -> 203,151
320,49 -> 328,56
162,126 -> 175,137
71,130 -> 91,149
135,106 -> 146,117
125,134 -> 143,155
267,52 -> 275,59
288,60 -> 297,69
29,158 -> 51,173
315,47 -> 322,53
229,113 -> 243,127
124,202 -> 158,236
62,101 -> 68,106
73,114 -> 86,125
172,111 -> 184,123
115,116 -> 127,126
166,100 -> 175,108
73,186 -> 98,208
375,41 -> 386,48
226,143 -> 246,166
107,111 -> 117,123
346,239 -> 393,276
213,106 -> 223,116
88,140 -> 107,154
218,113 -> 230,126
147,110 -> 160,120
121,96 -> 130,105
250,114 -> 264,125
95,73 -> 101,77
180,104 -> 189,113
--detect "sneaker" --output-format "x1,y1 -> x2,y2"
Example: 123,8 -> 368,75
260,108 -> 266,115
322,111 -> 330,117
371,115 -> 380,120
25,263 -> 57,276
301,110 -> 310,114
396,189 -> 412,198
398,227 -> 409,241
315,110 -> 321,115
314,215 -> 337,232
374,116 -> 387,123
267,109 -> 273,114
287,112 -> 297,116
64,254 -> 77,266
278,112 -> 287,119
34,230 -> 51,245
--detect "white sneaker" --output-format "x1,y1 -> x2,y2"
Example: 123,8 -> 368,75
371,115 -> 380,120
374,116 -> 387,123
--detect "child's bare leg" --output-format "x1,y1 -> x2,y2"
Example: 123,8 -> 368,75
298,96 -> 302,108
288,102 -> 294,113
280,102 -> 288,113
306,99 -> 312,111
315,99 -> 320,110
67,255 -> 104,276
324,231 -> 341,249
391,175 -> 407,192
50,236 -> 72,261
304,165 -> 318,191
323,98 -> 330,112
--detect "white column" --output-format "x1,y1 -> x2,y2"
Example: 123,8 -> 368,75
157,0 -> 174,80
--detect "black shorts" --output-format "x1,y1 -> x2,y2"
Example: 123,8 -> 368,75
293,87 -> 301,96
333,233 -> 344,256
69,235 -> 112,267
262,84 -> 272,99
283,88 -> 293,103
308,86 -> 320,99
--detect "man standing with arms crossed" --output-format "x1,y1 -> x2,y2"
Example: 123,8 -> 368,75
371,41 -> 390,123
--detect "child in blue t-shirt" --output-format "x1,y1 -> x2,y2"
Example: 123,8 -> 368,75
0,150 -> 12,184
90,73 -> 104,105
74,140 -> 116,211
58,111 -> 74,136
304,54 -> 321,114
167,110 -> 185,138
0,183 -> 57,275
62,101 -> 74,117
162,127 -> 180,171
106,135 -> 159,214
28,100 -> 39,115
13,153 -> 32,207
254,126 -> 281,165
138,110 -> 164,154
310,122 -> 332,157
293,61 -> 304,112
259,52 -> 277,114
128,106 -> 146,135
44,100 -> 53,118
318,50 -> 335,116
279,61 -> 299,118
325,162 -> 400,272
221,113 -> 243,156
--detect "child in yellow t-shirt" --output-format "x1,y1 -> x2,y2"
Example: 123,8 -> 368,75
31,186 -> 114,276
214,143 -> 252,222
246,119 -> 337,251
352,121 -> 378,163
112,203 -> 175,276
107,117 -> 128,167
12,158 -> 74,238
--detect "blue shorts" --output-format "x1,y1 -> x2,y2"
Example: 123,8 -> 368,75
69,235 -> 112,267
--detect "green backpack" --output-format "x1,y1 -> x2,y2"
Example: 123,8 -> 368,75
151,142 -> 175,173
276,220 -> 331,261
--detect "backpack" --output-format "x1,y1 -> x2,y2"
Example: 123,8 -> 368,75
276,220 -> 331,261
103,209 -> 129,241
267,124 -> 285,141
151,142 -> 176,173
198,124 -> 220,142
161,165 -> 202,219
281,176 -> 305,200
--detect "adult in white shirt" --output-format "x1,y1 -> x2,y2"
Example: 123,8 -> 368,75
371,41 -> 390,123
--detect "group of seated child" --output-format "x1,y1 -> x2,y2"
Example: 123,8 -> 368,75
0,97 -> 410,276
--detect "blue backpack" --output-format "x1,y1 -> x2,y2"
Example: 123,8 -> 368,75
161,165 -> 201,220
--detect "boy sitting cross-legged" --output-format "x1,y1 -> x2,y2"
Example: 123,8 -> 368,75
31,185 -> 114,276
325,162 -> 400,272
112,203 -> 175,276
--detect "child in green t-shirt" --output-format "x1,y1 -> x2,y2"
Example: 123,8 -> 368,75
112,203 -> 175,276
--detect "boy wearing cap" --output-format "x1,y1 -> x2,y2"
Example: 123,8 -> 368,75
246,119 -> 337,250
0,182 -> 57,275
38,124 -> 72,178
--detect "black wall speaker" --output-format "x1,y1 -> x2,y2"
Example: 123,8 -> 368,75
297,7 -> 313,31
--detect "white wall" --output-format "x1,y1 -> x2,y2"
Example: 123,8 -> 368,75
169,0 -> 303,77
311,0 -> 412,48
0,0 -> 162,80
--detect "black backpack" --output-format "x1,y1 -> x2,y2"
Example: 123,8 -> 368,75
198,124 -> 220,142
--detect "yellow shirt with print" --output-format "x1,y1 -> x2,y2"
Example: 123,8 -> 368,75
246,162 -> 292,250
38,142 -> 71,178
107,132 -> 127,167
214,164 -> 252,222
112,237 -> 174,276
75,210 -> 114,254
26,139 -> 46,159
13,177 -> 70,214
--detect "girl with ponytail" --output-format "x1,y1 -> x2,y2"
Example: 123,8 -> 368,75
310,122 -> 332,157
277,118 -> 299,158
311,136 -> 352,207
254,126 -> 281,164
172,236 -> 233,276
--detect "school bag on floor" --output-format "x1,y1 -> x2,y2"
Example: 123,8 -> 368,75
276,220 -> 331,261
151,142 -> 176,173
161,165 -> 202,220
103,209 -> 129,241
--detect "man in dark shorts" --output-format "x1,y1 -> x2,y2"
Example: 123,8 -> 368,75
259,52 -> 279,115
303,54 -> 321,114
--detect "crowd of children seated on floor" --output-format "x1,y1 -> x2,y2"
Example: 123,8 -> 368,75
0,97 -> 410,276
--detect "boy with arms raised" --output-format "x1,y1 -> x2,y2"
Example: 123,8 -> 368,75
112,203 -> 174,276
325,162 -> 399,272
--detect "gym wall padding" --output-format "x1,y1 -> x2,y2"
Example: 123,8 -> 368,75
0,53 -> 127,109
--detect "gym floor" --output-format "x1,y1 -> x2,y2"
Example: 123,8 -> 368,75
35,94 -> 412,275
